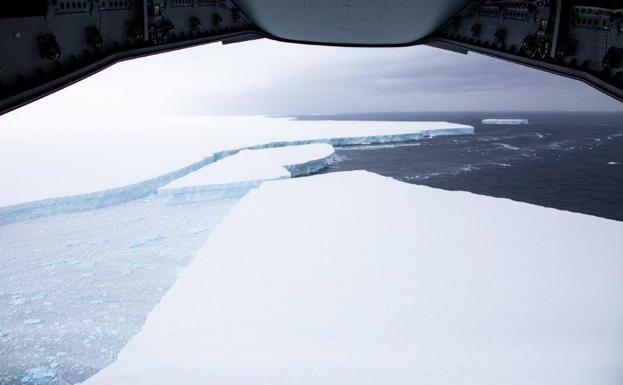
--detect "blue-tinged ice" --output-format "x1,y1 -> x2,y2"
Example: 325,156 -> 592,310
0,126 -> 473,226
130,233 -> 165,248
482,118 -> 529,125
20,367 -> 56,384
0,193 -> 241,385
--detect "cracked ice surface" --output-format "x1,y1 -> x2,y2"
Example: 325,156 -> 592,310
0,194 -> 240,385
163,143 -> 335,189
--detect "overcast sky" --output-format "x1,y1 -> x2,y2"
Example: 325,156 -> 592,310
6,39 -> 623,119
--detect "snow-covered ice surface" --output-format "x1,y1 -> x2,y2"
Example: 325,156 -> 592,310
85,171 -> 623,385
0,194 -> 240,385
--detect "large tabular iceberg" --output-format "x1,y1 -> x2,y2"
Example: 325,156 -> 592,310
84,171 -> 623,385
0,116 -> 473,226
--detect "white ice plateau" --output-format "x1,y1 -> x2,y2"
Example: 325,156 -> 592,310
85,171 -> 623,385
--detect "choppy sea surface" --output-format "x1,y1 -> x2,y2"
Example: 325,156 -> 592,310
302,112 -> 623,222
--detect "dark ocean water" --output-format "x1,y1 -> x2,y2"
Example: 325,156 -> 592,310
299,112 -> 623,222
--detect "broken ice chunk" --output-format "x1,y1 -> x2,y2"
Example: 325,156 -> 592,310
11,296 -> 27,305
20,366 -> 56,384
130,233 -> 165,248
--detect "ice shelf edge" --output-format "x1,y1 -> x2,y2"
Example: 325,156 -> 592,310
0,126 -> 473,226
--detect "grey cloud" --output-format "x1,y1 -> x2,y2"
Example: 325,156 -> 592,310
175,43 -> 623,115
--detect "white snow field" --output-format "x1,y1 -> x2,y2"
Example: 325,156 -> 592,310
85,171 -> 623,385
0,115 -> 472,225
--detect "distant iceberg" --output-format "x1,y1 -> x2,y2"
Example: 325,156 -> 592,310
482,119 -> 528,125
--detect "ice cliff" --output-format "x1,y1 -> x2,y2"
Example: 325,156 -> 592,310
0,124 -> 472,226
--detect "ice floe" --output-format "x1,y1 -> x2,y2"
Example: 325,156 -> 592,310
20,366 -> 56,384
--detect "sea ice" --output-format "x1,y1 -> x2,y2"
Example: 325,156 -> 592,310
20,366 -> 56,384
0,193 -> 241,385
11,296 -> 27,305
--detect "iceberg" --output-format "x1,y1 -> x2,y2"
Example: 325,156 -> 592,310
84,171 -> 623,385
0,118 -> 473,226
482,118 -> 529,125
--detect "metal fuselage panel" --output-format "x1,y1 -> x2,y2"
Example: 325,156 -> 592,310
0,0 -> 258,115
0,0 -> 622,116
233,0 -> 470,45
